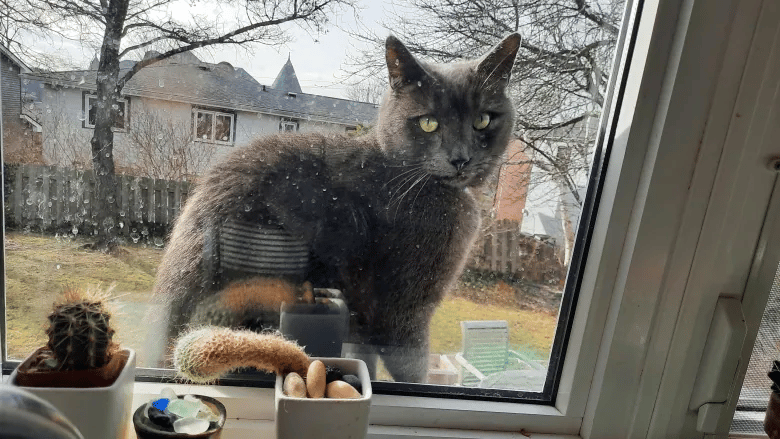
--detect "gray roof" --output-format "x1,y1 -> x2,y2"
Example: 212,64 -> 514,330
0,44 -> 31,73
272,56 -> 303,94
22,58 -> 377,127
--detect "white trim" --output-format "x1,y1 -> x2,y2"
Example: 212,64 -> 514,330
193,108 -> 235,145
580,0 -> 780,437
84,94 -> 128,131
130,382 -> 582,438
19,114 -> 42,133
279,118 -> 298,132
0,44 -> 31,73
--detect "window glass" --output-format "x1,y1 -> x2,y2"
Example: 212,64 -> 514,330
196,111 -> 213,141
86,95 -> 126,130
215,114 -> 232,142
2,0 -> 633,403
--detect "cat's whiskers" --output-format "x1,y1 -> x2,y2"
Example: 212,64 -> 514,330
410,174 -> 432,209
384,164 -> 426,187
388,169 -> 431,222
388,168 -> 426,203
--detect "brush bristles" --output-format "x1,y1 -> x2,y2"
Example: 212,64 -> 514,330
173,327 -> 311,383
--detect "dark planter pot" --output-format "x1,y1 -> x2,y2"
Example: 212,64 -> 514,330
132,394 -> 226,439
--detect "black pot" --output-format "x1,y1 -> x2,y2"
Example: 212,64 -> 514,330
132,394 -> 226,439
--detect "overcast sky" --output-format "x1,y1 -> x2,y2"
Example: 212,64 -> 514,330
24,0 -> 389,100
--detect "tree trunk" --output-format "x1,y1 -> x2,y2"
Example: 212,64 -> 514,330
88,0 -> 130,253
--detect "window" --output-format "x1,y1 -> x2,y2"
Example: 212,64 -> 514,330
3,0 -> 772,437
280,118 -> 298,132
194,109 -> 234,143
83,93 -> 127,130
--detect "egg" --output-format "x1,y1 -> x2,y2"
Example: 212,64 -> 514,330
306,360 -> 326,398
325,380 -> 361,399
283,372 -> 307,398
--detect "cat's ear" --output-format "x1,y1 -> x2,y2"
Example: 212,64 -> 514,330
477,33 -> 521,91
386,35 -> 429,91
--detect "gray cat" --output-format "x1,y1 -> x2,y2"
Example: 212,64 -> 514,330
148,34 -> 520,383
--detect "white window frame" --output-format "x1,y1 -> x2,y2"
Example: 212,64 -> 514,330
83,93 -> 128,131
193,108 -> 235,144
4,1 -> 776,438
280,118 -> 298,132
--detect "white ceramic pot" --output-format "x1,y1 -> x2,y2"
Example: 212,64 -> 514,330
275,357 -> 372,439
9,348 -> 136,439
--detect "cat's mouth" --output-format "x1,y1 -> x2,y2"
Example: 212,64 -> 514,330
440,171 -> 474,187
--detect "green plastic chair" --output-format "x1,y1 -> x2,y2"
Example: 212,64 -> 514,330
454,320 -> 543,387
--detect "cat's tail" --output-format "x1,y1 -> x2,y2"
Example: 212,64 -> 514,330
173,326 -> 311,383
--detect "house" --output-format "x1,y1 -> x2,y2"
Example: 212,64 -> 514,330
516,115 -> 599,261
0,45 -> 42,163
19,51 -> 377,176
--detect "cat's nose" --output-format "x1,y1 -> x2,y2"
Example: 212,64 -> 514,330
451,158 -> 470,171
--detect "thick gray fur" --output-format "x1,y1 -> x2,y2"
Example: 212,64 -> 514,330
148,34 -> 521,383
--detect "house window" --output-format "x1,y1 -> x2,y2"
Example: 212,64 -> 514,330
84,94 -> 127,130
194,109 -> 234,143
280,118 -> 298,132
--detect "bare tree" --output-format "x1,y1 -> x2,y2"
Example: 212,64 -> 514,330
126,110 -> 215,181
346,0 -> 623,261
9,0 -> 354,252
344,77 -> 386,104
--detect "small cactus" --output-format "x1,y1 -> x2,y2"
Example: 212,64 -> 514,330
45,287 -> 117,370
174,326 -> 311,383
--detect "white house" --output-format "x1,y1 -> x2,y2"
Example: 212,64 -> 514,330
20,51 -> 377,176
520,115 -> 598,262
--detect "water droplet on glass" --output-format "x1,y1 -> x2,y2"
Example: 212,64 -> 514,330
25,198 -> 32,205
244,204 -> 252,212
159,78 -> 165,87
56,264 -> 61,269
154,237 -> 164,247
417,81 -> 422,87
72,227 -> 79,235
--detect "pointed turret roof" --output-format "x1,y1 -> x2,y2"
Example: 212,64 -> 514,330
272,55 -> 303,94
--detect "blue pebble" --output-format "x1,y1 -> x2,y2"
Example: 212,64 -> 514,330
151,398 -> 170,411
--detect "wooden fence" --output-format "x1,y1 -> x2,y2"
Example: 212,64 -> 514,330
3,165 -> 565,284
4,164 -> 190,236
470,220 -> 566,285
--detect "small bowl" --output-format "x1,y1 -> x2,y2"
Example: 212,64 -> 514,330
132,394 -> 226,439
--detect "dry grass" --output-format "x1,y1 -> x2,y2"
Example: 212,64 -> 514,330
4,232 -> 558,364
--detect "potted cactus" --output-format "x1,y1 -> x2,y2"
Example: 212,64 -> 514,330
173,326 -> 372,439
9,287 -> 136,439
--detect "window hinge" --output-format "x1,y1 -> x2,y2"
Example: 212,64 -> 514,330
688,296 -> 746,433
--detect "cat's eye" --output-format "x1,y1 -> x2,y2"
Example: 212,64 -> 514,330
418,116 -> 439,132
473,113 -> 491,130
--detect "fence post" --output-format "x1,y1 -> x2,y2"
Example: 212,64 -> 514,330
13,164 -> 22,226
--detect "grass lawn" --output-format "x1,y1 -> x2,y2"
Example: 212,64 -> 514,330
4,232 -> 557,365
